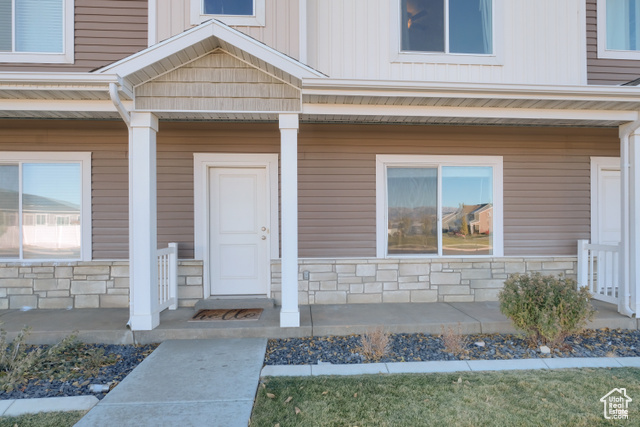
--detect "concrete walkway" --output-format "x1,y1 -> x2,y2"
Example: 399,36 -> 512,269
75,339 -> 266,427
0,300 -> 634,345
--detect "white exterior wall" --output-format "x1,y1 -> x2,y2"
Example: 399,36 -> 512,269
306,0 -> 587,85
155,0 -> 300,60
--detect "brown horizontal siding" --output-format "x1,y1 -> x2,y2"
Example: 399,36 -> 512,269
0,121 -> 620,260
0,0 -> 147,72
586,0 -> 640,85
157,123 -> 282,259
0,120 -> 129,260
296,124 -> 619,257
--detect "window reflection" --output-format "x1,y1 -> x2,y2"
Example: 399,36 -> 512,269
0,165 -> 19,257
387,168 -> 438,254
204,0 -> 253,15
442,166 -> 493,255
401,0 -> 493,54
22,164 -> 81,259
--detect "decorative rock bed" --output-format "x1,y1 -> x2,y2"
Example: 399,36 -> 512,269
264,329 -> 640,365
0,344 -> 157,401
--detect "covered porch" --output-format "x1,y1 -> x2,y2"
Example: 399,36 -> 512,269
0,299 -> 635,345
2,20 -> 640,331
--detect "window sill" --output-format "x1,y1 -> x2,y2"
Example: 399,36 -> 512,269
193,14 -> 265,26
597,48 -> 640,61
392,51 -> 503,66
0,52 -> 73,64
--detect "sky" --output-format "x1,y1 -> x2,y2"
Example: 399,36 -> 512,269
388,166 -> 493,210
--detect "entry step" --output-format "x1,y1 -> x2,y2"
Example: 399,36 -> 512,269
194,298 -> 276,311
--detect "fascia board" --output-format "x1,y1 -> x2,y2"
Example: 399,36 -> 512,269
209,23 -> 325,79
0,72 -> 122,85
302,103 -> 640,122
99,20 -> 325,81
302,79 -> 640,103
0,99 -> 132,112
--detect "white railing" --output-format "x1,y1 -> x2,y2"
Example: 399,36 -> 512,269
577,240 -> 620,305
157,242 -> 178,311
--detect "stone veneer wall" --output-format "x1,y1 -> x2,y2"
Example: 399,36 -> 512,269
0,260 -> 204,310
270,257 -> 578,305
0,257 -> 579,309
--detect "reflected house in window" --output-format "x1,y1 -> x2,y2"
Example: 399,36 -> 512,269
469,204 -> 492,235
0,189 -> 81,259
442,203 -> 492,235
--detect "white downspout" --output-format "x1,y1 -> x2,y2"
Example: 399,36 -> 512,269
109,82 -> 131,127
618,117 -> 640,317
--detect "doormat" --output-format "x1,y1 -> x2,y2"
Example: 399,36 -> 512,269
189,308 -> 263,322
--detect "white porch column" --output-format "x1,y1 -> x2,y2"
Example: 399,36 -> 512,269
630,131 -> 640,313
128,112 -> 160,331
279,113 -> 300,327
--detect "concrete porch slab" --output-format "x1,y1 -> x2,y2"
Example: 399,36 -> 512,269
0,308 -> 133,345
588,300 -> 638,330
446,301 -> 517,334
0,300 -> 635,345
309,302 -> 481,337
133,305 -> 312,344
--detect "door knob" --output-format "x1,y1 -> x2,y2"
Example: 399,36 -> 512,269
261,226 -> 267,231
261,235 -> 266,240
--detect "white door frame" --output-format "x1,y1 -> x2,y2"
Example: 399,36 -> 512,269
591,156 -> 621,244
194,153 -> 279,298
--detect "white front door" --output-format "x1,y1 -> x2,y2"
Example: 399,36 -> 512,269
592,157 -> 621,245
209,167 -> 269,296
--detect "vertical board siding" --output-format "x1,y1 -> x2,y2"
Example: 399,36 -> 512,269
0,121 -> 619,260
0,0 -> 148,72
156,0 -> 299,59
307,0 -> 585,85
586,0 -> 640,85
0,120 -> 129,259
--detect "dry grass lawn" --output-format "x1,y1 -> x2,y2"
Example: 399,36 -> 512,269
252,368 -> 640,426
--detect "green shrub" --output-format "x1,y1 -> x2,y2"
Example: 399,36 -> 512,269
498,273 -> 596,347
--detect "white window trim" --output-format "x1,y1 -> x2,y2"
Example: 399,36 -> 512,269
193,153 -> 279,298
597,0 -> 640,60
376,155 -> 504,258
390,0 -> 504,65
0,152 -> 91,261
0,0 -> 74,64
190,0 -> 265,27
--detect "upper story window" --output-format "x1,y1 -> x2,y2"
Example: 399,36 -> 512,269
393,0 -> 501,65
401,0 -> 493,54
191,0 -> 265,27
204,0 -> 252,16
598,0 -> 640,59
0,153 -> 91,261
0,0 -> 74,63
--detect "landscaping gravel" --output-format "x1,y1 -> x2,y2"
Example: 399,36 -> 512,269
0,344 -> 156,401
264,329 -> 640,365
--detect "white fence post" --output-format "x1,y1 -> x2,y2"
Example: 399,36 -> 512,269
577,239 -> 588,289
156,242 -> 178,313
168,242 -> 178,310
